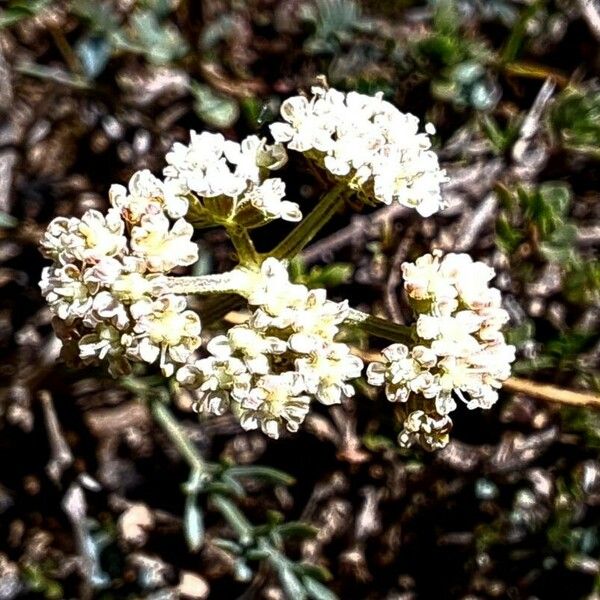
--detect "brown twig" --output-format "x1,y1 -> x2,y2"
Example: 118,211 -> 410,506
39,389 -> 73,484
383,226 -> 415,323
503,377 -> 600,409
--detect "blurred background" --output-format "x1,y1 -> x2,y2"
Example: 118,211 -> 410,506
0,0 -> 600,598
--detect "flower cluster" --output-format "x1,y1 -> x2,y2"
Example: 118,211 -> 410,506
270,85 -> 448,216
40,170 -> 200,377
163,131 -> 301,227
367,251 -> 515,450
177,258 -> 363,439
39,86 -> 514,448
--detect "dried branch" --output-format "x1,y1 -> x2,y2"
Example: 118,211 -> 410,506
503,377 -> 600,409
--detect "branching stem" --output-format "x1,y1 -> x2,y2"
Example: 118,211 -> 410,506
267,182 -> 348,260
226,225 -> 260,267
161,270 -> 251,296
346,308 -> 414,343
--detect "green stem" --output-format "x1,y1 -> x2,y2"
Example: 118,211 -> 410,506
346,308 -> 414,344
226,225 -> 260,267
211,494 -> 254,543
150,398 -> 211,476
267,182 -> 348,261
500,1 -> 541,64
150,399 -> 256,546
161,271 -> 250,296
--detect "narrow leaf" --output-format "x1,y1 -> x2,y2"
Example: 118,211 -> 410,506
184,495 -> 204,552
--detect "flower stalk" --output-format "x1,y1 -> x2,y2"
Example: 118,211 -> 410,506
268,182 -> 348,260
160,270 -> 251,296
346,308 -> 414,343
225,224 -> 260,267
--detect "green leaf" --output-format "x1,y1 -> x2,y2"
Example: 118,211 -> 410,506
505,320 -> 535,349
213,538 -> 242,554
191,82 -> 239,129
211,495 -> 254,543
512,356 -> 556,375
0,0 -> 52,28
519,182 -> 571,240
276,563 -> 307,600
539,223 -> 577,264
539,182 -> 571,218
72,0 -> 120,34
233,559 -> 254,582
297,562 -> 333,582
550,87 -> 600,158
362,433 -> 396,452
183,495 -> 204,552
220,473 -> 246,498
564,260 -> 600,305
480,114 -> 507,152
76,35 -> 111,79
113,10 -> 188,65
277,522 -> 318,540
291,260 -> 354,289
496,213 -> 524,254
303,576 -> 339,600
0,211 -> 18,229
226,465 -> 296,486
245,548 -> 270,561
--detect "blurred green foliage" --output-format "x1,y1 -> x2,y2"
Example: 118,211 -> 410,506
290,258 -> 354,289
414,0 -> 500,110
497,182 -> 600,390
0,0 -> 52,28
550,86 -> 600,159
73,0 -> 188,79
301,0 -> 373,56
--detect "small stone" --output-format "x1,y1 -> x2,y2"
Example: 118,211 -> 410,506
119,503 -> 155,546
177,572 -> 209,599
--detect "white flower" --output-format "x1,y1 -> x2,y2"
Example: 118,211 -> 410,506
164,131 -> 232,197
295,342 -> 363,405
238,372 -> 311,439
40,263 -> 93,323
40,157 -> 211,381
89,290 -> 130,330
398,410 -> 452,451
175,257 -> 362,438
109,257 -> 166,302
78,324 -> 132,377
41,209 -> 127,265
40,217 -> 74,262
367,251 -> 515,448
177,351 -> 251,417
226,325 -> 287,374
271,94 -> 337,153
366,343 -> 440,405
130,213 -> 198,273
245,258 -> 308,317
163,131 -> 293,226
402,251 -> 498,315
270,85 -> 448,216
401,252 -> 459,311
224,135 -> 287,180
243,179 -> 302,223
109,169 -> 189,222
416,312 -> 482,358
129,294 -> 201,377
